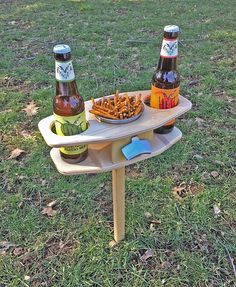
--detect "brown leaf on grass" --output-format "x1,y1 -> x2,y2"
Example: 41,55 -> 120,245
8,148 -> 25,159
41,206 -> 56,217
41,200 -> 58,217
19,130 -> 33,139
22,101 -> 39,116
13,247 -> 25,256
211,171 -> 219,178
172,184 -> 186,201
140,248 -> 153,262
172,181 -> 204,200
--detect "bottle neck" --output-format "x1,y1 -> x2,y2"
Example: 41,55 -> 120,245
158,57 -> 177,70
157,37 -> 178,71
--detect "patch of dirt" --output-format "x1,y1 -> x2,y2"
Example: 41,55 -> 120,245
0,77 -> 51,95
171,162 -> 200,181
0,77 -> 31,94
185,75 -> 201,87
213,89 -> 234,104
43,236 -> 79,259
126,165 -> 144,178
116,8 -> 128,16
172,180 -> 204,200
93,183 -> 113,218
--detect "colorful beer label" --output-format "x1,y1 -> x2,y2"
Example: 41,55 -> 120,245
54,111 -> 87,155
160,38 -> 178,58
150,85 -> 179,109
55,60 -> 75,82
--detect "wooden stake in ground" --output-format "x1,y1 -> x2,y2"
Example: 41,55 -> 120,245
112,167 -> 125,242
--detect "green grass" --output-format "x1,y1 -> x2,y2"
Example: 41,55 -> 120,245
0,0 -> 236,286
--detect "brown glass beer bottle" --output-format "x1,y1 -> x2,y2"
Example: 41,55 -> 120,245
53,44 -> 88,163
150,25 -> 180,134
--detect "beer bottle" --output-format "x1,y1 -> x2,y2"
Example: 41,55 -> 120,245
53,44 -> 88,163
150,25 -> 180,134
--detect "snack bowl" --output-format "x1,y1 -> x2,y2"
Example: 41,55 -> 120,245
95,103 -> 144,124
90,92 -> 144,124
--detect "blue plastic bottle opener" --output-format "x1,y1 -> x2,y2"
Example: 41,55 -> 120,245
121,136 -> 152,160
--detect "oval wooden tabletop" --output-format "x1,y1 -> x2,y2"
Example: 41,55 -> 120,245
38,90 -> 192,147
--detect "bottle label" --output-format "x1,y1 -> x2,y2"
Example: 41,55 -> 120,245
54,111 -> 87,155
150,85 -> 179,109
55,60 -> 75,82
160,38 -> 178,58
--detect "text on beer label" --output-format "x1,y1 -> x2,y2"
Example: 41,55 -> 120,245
160,39 -> 178,58
55,60 -> 75,82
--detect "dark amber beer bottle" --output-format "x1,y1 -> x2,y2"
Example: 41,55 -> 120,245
53,44 -> 88,163
150,25 -> 180,134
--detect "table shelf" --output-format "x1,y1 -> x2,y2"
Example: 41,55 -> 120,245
50,127 -> 182,175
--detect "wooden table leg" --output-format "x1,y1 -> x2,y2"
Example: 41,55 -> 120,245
112,167 -> 125,243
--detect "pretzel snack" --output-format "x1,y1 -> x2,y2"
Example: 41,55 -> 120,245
89,91 -> 143,120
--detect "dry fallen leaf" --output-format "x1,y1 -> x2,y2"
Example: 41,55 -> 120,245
144,212 -> 152,219
213,204 -> 221,216
211,171 -> 219,178
8,148 -> 25,159
13,247 -> 25,256
47,200 -> 58,208
22,101 -> 39,116
140,248 -> 153,262
172,184 -> 186,200
41,207 -> 56,217
19,130 -> 33,139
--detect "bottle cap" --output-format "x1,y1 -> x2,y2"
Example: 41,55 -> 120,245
53,44 -> 71,54
164,25 -> 180,33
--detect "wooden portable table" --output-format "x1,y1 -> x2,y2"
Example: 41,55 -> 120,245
38,90 -> 192,243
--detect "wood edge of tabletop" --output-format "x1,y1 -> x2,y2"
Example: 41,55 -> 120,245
38,91 -> 192,148
49,127 -> 183,175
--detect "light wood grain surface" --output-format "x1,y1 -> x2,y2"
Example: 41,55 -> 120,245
38,91 -> 191,147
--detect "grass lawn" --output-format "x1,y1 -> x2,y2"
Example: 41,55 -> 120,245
0,0 -> 235,286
